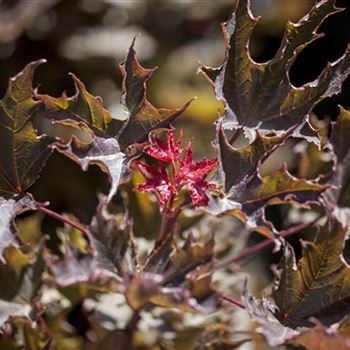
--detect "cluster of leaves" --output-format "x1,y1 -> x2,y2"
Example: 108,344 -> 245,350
1,0 -> 350,349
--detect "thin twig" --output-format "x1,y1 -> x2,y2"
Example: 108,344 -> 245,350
215,216 -> 322,270
120,309 -> 141,350
37,205 -> 90,237
156,206 -> 181,245
220,293 -> 246,309
125,309 -> 141,334
144,206 -> 182,270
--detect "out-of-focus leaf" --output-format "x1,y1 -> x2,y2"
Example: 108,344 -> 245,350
324,107 -> 350,226
174,328 -> 203,350
0,245 -> 44,327
287,318 -> 350,350
200,339 -> 250,350
242,282 -> 298,347
209,130 -> 327,235
118,39 -> 193,148
0,339 -> 20,350
0,60 -> 53,198
126,234 -> 218,313
85,327 -> 135,350
329,107 -> 350,164
0,194 -> 35,260
164,234 -> 214,285
46,240 -> 120,289
125,272 -> 162,310
175,323 -> 250,350
47,197 -> 136,289
40,306 -> 84,350
297,142 -> 333,180
201,0 -> 350,135
273,219 -> 350,328
84,292 -> 132,330
89,196 -> 138,276
62,222 -> 88,254
22,320 -> 48,350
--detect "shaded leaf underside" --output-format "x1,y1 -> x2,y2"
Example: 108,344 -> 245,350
324,107 -> 350,226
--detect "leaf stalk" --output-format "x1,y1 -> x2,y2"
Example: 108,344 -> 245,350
36,205 -> 91,238
215,216 -> 322,270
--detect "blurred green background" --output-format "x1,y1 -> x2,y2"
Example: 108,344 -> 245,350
0,0 -> 349,224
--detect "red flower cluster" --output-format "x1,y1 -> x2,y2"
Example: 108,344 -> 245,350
133,129 -> 218,212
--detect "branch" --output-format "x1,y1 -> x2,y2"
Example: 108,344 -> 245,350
156,206 -> 181,245
119,309 -> 141,350
125,309 -> 141,334
215,216 -> 322,270
143,206 -> 182,270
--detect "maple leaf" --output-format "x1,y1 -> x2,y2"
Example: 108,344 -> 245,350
46,196 -> 137,287
36,41 -> 192,202
287,319 -> 350,350
35,73 -> 127,202
89,196 -> 138,277
37,73 -> 117,135
0,60 -> 53,199
207,128 -> 327,237
201,0 -> 350,138
133,160 -> 174,211
126,234 -> 219,313
133,129 -> 218,210
118,39 -> 193,148
144,129 -> 182,162
243,282 -> 298,347
273,219 -> 350,328
323,107 -> 350,226
177,142 -> 218,207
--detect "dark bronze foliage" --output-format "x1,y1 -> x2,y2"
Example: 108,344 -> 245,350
0,1 -> 350,349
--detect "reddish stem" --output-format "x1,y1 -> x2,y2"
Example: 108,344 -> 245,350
218,216 -> 322,310
143,208 -> 181,270
157,206 -> 181,243
215,216 -> 322,271
37,205 -> 90,238
220,293 -> 246,309
125,309 -> 141,334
